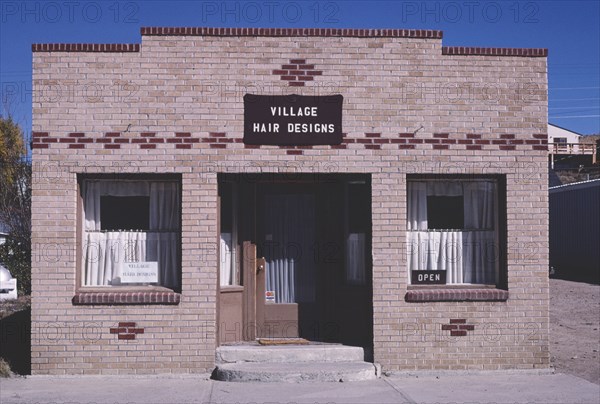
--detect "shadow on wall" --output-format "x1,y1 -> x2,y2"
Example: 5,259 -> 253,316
0,309 -> 31,375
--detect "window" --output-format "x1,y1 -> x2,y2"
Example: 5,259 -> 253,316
80,176 -> 181,291
407,177 -> 503,286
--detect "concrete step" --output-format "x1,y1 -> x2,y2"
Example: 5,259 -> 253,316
213,361 -> 380,382
216,344 -> 365,364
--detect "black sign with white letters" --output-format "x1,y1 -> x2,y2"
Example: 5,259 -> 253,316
243,94 -> 343,145
411,270 -> 447,285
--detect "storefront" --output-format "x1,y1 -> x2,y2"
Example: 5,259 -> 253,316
31,27 -> 549,374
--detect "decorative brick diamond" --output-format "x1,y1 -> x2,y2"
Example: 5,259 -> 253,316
273,59 -> 323,87
442,319 -> 475,337
110,322 -> 144,340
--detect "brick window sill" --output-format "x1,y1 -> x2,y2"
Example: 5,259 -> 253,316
405,288 -> 508,302
72,291 -> 180,305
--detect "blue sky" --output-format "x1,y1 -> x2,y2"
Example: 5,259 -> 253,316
1,0 -> 599,136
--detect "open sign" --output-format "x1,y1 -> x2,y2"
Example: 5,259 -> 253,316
411,270 -> 446,285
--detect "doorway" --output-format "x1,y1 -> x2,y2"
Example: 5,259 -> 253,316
217,174 -> 373,355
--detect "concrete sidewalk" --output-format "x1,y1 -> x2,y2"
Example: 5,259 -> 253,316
1,371 -> 598,404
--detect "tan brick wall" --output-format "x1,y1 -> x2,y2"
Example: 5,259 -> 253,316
31,30 -> 549,374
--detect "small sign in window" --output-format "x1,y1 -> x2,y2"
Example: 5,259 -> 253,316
120,262 -> 158,283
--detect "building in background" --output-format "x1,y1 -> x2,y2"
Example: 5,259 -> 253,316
549,179 -> 600,283
548,123 -> 597,168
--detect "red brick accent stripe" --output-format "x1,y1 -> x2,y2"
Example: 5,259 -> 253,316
405,289 -> 509,302
442,46 -> 547,57
31,131 -> 548,152
72,292 -> 180,305
32,43 -> 140,52
140,27 -> 443,39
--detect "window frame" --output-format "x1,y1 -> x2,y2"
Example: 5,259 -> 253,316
75,173 -> 183,295
405,174 -> 508,294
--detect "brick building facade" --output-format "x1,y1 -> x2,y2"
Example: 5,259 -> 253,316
31,27 -> 549,374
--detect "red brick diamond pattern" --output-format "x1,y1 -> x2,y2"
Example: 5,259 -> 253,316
273,59 -> 323,87
110,322 -> 144,340
441,319 -> 475,337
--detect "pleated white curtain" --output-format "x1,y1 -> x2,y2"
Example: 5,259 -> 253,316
220,233 -> 233,286
462,181 -> 497,284
407,180 -> 497,285
219,185 -> 238,287
407,231 -> 464,283
264,194 -> 315,304
84,231 -> 146,286
266,258 -> 296,303
82,180 -> 180,289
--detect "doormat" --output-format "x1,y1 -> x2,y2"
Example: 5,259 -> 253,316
257,338 -> 309,345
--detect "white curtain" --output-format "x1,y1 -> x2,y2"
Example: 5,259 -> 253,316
407,231 -> 464,283
264,194 -> 315,304
84,231 -> 146,286
463,181 -> 495,229
220,233 -> 233,286
346,233 -> 366,284
462,181 -> 497,283
407,180 -> 497,285
82,180 -> 180,289
266,258 -> 296,303
462,230 -> 497,284
219,185 -> 238,287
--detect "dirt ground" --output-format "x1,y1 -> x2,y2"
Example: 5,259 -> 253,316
0,295 -> 30,320
1,283 -> 599,383
550,278 -> 600,384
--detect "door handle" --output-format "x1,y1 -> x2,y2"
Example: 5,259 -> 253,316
257,258 -> 265,274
